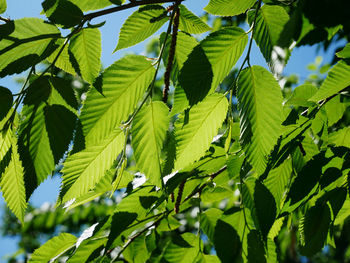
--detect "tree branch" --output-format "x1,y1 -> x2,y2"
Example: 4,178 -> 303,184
84,0 -> 178,21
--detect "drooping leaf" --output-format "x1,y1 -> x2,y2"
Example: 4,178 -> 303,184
248,5 -> 289,63
123,234 -> 151,263
264,157 -> 292,213
42,0 -> 83,28
179,27 -> 247,105
68,0 -> 123,12
115,5 -> 168,51
178,5 -> 211,34
46,39 -> 76,75
29,233 -> 77,262
67,238 -> 107,263
0,86 -> 12,121
237,66 -> 283,174
131,101 -> 169,186
61,129 -> 124,203
284,84 -> 318,107
69,28 -> 101,84
80,55 -> 155,145
0,131 -> 27,223
0,0 -> 6,14
299,203 -> 331,257
200,208 -> 223,243
283,152 -> 328,213
0,18 -> 60,77
247,230 -> 266,263
162,233 -> 201,263
325,95 -> 348,126
336,43 -> 350,58
329,127 -> 350,148
310,60 -> 350,101
254,180 -> 276,239
19,76 -> 77,199
174,93 -> 228,171
214,219 -> 242,263
204,0 -> 256,17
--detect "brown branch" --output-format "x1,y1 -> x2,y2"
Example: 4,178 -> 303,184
84,0 -> 179,21
162,3 -> 180,103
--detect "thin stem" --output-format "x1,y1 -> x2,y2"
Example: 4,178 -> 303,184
84,0 -> 179,21
111,210 -> 171,262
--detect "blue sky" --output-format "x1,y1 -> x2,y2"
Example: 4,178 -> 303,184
0,0 -> 343,260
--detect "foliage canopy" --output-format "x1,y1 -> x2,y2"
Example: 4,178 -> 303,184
0,0 -> 350,262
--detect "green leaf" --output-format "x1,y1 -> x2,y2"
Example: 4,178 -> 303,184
80,55 -> 155,145
174,93 -> 228,171
214,219 -> 242,263
310,60 -> 350,101
123,234 -> 151,263
336,43 -> 350,58
237,66 -> 283,174
68,0 -> 124,12
61,128 -> 124,203
284,84 -> 318,107
200,208 -> 223,243
264,157 -> 292,213
115,5 -> 168,51
329,127 -> 350,148
254,180 -> 276,239
0,0 -> 6,14
180,27 -> 247,105
162,233 -> 201,263
178,5 -> 211,34
46,39 -> 76,75
283,152 -> 328,213
247,230 -> 266,263
19,76 -> 77,199
325,95 -> 348,126
0,131 -> 27,223
0,18 -> 60,77
131,101 -> 169,187
29,233 -> 77,262
69,28 -> 102,84
67,238 -> 107,263
248,5 -> 289,62
42,0 -> 83,28
299,203 -> 331,256
196,254 -> 221,263
0,86 -> 12,121
204,0 -> 256,17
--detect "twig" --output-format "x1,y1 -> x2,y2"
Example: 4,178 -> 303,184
182,166 -> 227,203
84,0 -> 179,21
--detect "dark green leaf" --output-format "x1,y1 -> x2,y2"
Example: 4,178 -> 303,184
0,86 -> 12,121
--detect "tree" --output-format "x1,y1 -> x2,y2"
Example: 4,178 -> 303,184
0,0 -> 350,262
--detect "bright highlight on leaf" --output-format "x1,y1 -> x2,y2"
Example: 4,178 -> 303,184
115,5 -> 168,51
237,66 -> 283,174
204,0 -> 256,17
69,28 -> 102,84
132,101 -> 169,186
174,93 -> 228,171
61,129 -> 124,203
80,55 -> 155,145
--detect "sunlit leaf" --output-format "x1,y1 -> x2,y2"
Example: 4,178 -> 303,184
174,93 -> 228,171
178,5 -> 211,34
131,101 -> 169,186
69,28 -> 101,83
115,5 -> 168,51
29,233 -> 76,262
237,66 -> 283,174
204,0 -> 256,17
